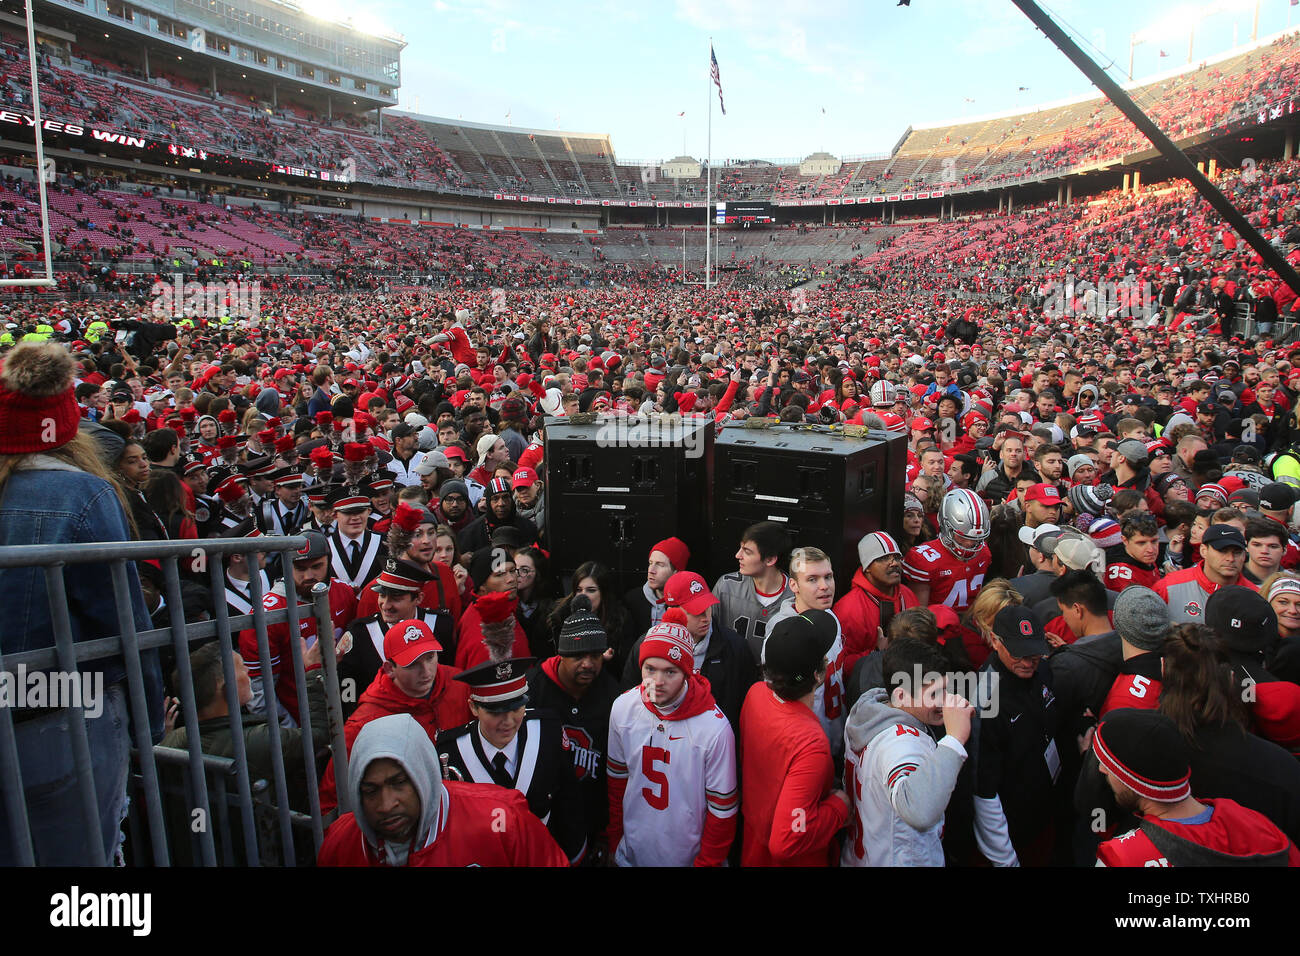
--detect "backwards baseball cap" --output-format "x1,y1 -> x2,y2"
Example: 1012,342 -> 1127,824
664,571 -> 719,616
992,605 -> 1049,658
763,609 -> 837,684
1114,438 -> 1149,465
1260,482 -> 1297,513
1205,585 -> 1277,657
1200,524 -> 1247,552
383,618 -> 443,666
1092,709 -> 1192,803
1017,523 -> 1062,552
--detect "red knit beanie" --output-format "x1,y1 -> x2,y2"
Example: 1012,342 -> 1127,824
639,607 -> 695,672
650,537 -> 690,573
0,342 -> 80,454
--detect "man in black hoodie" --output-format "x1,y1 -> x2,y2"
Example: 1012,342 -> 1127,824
457,477 -> 539,554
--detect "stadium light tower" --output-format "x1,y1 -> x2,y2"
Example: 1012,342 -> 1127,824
1013,0 -> 1300,302
1,0 -> 56,290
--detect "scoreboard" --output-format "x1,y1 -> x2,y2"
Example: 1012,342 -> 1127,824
715,201 -> 774,225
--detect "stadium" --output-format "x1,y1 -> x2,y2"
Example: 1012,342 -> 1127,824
4,0 -> 1300,888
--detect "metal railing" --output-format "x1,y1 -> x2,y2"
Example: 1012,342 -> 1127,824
0,536 -> 349,866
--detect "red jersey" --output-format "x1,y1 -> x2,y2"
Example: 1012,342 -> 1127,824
1100,675 -> 1162,716
1097,799 -> 1300,867
317,782 -> 569,867
1104,559 -> 1160,592
238,579 -> 357,719
902,540 -> 991,612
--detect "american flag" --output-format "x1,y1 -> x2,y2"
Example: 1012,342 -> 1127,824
711,45 -> 726,115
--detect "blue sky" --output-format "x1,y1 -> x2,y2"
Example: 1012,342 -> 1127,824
311,0 -> 1300,162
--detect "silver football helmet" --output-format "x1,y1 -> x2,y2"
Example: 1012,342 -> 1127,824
870,380 -> 898,408
938,488 -> 990,561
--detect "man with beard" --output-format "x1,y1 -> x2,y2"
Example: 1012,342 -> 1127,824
528,597 -> 622,861
1093,709 -> 1300,866
319,619 -> 472,814
432,478 -> 474,535
457,477 -> 539,554
317,713 -> 566,867
239,531 -> 358,724
835,532 -> 919,688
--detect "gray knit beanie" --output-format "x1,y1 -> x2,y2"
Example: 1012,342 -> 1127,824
1113,586 -> 1169,652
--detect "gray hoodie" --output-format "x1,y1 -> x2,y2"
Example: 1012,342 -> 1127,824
841,688 -> 966,867
348,713 -> 447,866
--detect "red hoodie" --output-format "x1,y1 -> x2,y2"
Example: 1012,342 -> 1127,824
606,674 -> 735,866
319,665 -> 471,812
833,569 -> 918,676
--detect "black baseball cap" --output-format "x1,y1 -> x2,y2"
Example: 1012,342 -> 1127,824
765,610 -> 837,685
1206,586 -> 1277,658
1201,524 -> 1247,552
992,605 -> 1050,658
1197,401 -> 1218,414
1260,482 -> 1297,512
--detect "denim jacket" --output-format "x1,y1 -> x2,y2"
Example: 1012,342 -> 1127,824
0,460 -> 164,740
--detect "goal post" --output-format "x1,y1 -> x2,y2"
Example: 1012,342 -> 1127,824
1,0 -> 57,288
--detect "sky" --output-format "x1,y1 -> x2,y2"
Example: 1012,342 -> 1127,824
301,0 -> 1300,163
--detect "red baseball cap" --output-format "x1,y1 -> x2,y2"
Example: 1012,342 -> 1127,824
444,446 -> 469,462
664,571 -> 719,616
1023,483 -> 1062,506
383,619 -> 443,666
511,466 -> 539,488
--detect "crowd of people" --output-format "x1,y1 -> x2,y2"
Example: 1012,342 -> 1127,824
8,145 -> 1300,867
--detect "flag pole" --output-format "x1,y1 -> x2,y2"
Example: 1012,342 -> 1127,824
706,37 -> 713,289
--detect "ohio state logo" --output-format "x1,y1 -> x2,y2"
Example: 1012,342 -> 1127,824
1185,601 -> 1201,617
495,662 -> 511,679
689,581 -> 703,594
668,645 -> 683,661
561,725 -> 600,780
403,625 -> 423,643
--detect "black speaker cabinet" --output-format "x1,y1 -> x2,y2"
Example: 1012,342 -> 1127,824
711,427 -> 907,588
544,416 -> 714,592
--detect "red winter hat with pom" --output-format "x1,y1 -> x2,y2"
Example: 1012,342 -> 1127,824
0,342 -> 81,453
639,607 -> 695,672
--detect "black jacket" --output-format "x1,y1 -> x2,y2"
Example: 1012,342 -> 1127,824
457,512 -> 539,554
526,662 -> 622,839
1045,631 -> 1121,735
439,712 -> 587,863
618,621 -> 757,735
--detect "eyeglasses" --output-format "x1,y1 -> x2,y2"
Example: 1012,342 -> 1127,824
516,567 -> 535,576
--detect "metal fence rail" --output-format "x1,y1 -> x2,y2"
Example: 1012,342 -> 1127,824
0,536 -> 348,866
